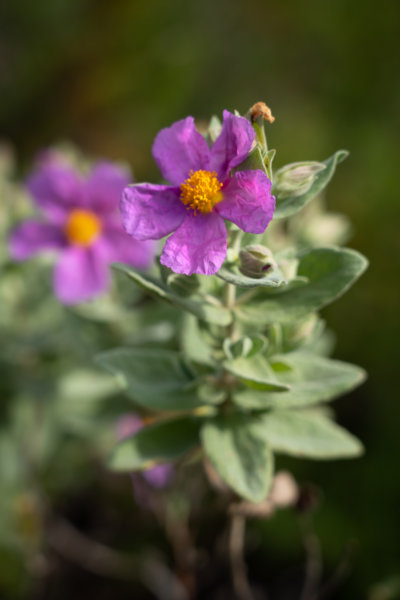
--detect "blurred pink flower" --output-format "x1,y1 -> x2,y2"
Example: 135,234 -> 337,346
116,414 -> 173,492
10,159 -> 155,304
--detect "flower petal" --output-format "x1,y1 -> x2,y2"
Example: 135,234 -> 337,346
152,117 -> 210,185
101,225 -> 156,270
160,212 -> 227,276
143,464 -> 174,488
27,164 -> 83,222
85,162 -> 131,214
216,170 -> 275,233
9,220 -> 66,260
210,110 -> 255,180
121,183 -> 185,240
53,244 -> 108,304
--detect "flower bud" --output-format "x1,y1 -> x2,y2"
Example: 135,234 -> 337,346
247,101 -> 275,124
239,244 -> 277,278
274,161 -> 326,198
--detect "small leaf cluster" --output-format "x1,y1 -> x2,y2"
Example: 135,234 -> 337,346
98,106 -> 368,503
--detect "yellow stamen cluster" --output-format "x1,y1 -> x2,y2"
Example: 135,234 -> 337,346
180,170 -> 223,214
65,209 -> 102,246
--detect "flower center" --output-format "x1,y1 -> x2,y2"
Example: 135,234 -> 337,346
180,170 -> 223,214
65,209 -> 102,246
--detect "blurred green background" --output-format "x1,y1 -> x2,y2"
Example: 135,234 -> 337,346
1,0 -> 399,597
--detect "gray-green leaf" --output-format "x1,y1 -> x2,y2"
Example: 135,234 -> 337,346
96,348 -> 204,411
259,410 -> 364,459
217,265 -> 286,288
235,247 -> 368,326
232,352 -> 366,409
108,416 -> 201,471
181,315 -> 215,366
201,414 -> 274,502
113,263 -> 232,326
224,354 -> 290,391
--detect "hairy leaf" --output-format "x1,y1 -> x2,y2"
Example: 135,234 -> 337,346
201,414 -> 274,502
114,263 -> 232,326
235,247 -> 368,325
108,416 -> 201,471
96,348 -> 204,411
259,410 -> 364,459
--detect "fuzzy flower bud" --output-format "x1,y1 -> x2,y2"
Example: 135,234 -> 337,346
247,102 -> 275,124
275,161 -> 326,198
239,244 -> 277,278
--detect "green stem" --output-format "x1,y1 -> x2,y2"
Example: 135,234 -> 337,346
224,282 -> 237,341
253,121 -> 268,153
229,514 -> 255,600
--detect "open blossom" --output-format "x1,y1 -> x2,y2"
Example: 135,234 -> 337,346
9,159 -> 155,304
121,110 -> 275,276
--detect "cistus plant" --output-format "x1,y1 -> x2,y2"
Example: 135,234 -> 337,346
97,101 -> 368,508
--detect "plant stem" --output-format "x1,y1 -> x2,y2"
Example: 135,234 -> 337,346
224,282 -> 237,340
299,514 -> 323,600
229,514 -> 255,600
48,515 -> 189,600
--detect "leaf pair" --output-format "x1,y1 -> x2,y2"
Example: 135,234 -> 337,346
108,408 -> 362,503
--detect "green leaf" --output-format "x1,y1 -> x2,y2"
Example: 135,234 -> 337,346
55,369 -> 122,434
208,115 -> 222,142
224,354 -> 290,391
217,265 -> 286,288
274,150 -> 349,219
113,263 -> 232,326
197,383 -> 226,405
96,348 -> 204,411
235,247 -> 368,326
201,413 -> 274,502
181,314 -> 215,366
232,352 -> 366,410
264,149 -> 276,180
223,335 -> 267,360
258,410 -> 364,459
234,144 -> 268,175
57,369 -> 119,403
108,416 -> 201,471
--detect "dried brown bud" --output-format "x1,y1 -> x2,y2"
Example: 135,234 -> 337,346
229,471 -> 299,519
248,102 -> 275,124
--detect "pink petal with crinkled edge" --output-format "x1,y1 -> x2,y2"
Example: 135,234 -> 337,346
121,183 -> 185,240
152,116 -> 210,185
209,110 -> 255,181
9,220 -> 66,260
160,212 -> 227,276
216,170 -> 275,233
85,162 -> 132,214
27,164 -> 84,223
53,243 -> 108,304
101,224 -> 157,270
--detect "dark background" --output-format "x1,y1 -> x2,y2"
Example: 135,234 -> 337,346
1,0 -> 399,597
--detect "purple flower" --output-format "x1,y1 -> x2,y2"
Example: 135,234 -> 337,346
9,159 -> 155,304
121,110 -> 275,276
116,414 -> 173,495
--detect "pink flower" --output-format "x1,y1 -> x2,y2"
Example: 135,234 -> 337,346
116,414 -> 173,492
121,110 -> 275,276
9,159 -> 155,304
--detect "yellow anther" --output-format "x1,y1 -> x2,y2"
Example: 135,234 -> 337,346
65,209 -> 102,246
180,170 -> 223,214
